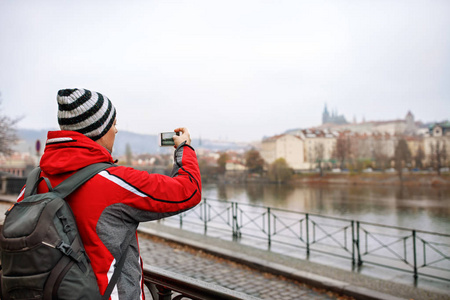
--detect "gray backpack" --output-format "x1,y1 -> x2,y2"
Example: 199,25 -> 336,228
0,163 -> 127,300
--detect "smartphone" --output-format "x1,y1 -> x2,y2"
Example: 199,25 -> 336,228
159,131 -> 181,147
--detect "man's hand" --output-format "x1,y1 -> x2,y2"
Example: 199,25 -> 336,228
173,127 -> 192,148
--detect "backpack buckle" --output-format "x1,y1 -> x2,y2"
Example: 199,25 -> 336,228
57,241 -> 73,256
57,241 -> 82,263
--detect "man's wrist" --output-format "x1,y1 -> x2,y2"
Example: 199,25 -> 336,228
176,141 -> 195,152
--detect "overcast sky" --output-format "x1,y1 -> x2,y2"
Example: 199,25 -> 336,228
1,0 -> 449,142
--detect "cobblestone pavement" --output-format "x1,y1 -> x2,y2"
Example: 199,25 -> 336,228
139,234 -> 352,300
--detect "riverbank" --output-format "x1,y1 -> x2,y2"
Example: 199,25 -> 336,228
209,172 -> 450,187
291,173 -> 450,187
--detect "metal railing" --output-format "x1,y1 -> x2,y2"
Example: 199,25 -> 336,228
159,198 -> 450,282
0,176 -> 26,195
143,265 -> 258,300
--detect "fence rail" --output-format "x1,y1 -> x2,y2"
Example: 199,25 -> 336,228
159,198 -> 450,282
143,266 -> 258,300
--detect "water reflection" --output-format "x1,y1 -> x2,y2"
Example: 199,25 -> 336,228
204,183 -> 450,234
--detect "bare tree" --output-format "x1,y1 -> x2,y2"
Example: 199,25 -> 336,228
244,149 -> 264,174
372,138 -> 390,170
351,136 -> 372,172
394,138 -> 411,181
333,135 -> 350,169
217,152 -> 229,175
268,158 -> 293,184
0,96 -> 21,155
430,140 -> 448,175
315,142 -> 325,176
414,145 -> 425,169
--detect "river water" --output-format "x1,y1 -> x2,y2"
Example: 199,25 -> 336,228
202,183 -> 450,234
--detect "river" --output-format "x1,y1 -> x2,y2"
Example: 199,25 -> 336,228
202,183 -> 450,234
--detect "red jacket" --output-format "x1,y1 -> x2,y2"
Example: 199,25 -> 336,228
17,131 -> 202,299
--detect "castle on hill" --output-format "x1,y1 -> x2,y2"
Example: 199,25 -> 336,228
320,104 -> 420,136
322,104 -> 348,125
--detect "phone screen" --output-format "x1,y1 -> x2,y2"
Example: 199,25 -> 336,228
160,132 -> 176,146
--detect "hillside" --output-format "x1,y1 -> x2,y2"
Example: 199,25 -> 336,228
13,129 -> 251,156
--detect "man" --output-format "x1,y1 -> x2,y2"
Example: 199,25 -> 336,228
16,88 -> 202,299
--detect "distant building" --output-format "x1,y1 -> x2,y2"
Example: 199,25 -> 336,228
264,109 -> 445,171
299,129 -> 338,169
261,129 -> 339,171
404,111 -> 416,135
423,122 -> 450,166
319,111 -> 421,136
423,122 -> 450,167
0,153 -> 36,177
429,122 -> 450,137
260,134 -> 307,171
322,104 -> 348,125
225,160 -> 247,173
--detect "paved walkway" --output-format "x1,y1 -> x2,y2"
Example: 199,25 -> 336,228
139,233 -> 349,300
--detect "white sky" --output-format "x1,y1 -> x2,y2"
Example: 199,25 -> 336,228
1,0 -> 449,142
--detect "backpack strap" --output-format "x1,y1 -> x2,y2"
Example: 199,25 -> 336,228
53,162 -> 114,198
23,166 -> 43,198
23,162 -> 114,199
54,162 -> 134,300
101,231 -> 135,300
53,162 -> 126,299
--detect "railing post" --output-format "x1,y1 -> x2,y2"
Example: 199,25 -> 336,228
232,202 -> 236,237
413,230 -> 418,279
232,202 -> 240,238
356,221 -> 362,266
203,198 -> 208,233
267,207 -> 271,247
305,213 -> 310,256
231,202 -> 237,238
351,221 -> 355,265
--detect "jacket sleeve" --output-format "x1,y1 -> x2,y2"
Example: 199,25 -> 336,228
100,143 -> 202,222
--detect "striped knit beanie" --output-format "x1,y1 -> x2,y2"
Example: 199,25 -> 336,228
57,88 -> 116,141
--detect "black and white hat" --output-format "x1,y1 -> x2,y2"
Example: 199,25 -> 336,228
57,88 -> 116,141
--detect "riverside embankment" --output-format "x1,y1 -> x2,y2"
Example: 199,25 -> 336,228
290,173 -> 450,187
211,172 -> 450,187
